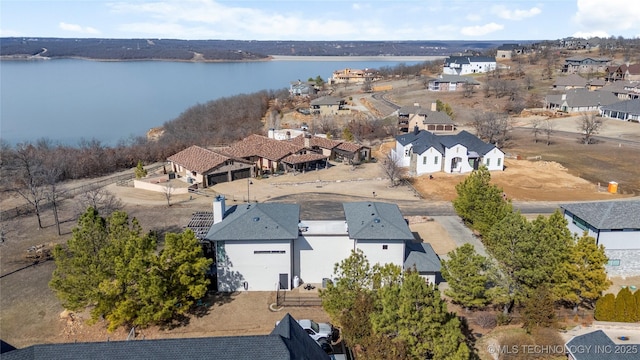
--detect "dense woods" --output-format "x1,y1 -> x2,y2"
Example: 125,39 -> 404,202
0,37 -> 506,60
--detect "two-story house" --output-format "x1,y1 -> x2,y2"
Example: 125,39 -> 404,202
204,198 -> 438,292
562,56 -> 611,74
442,56 -> 496,75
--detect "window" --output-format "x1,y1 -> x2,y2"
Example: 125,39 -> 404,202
423,156 -> 427,165
497,158 -> 502,167
607,259 -> 621,266
253,250 -> 286,254
216,241 -> 226,264
434,157 -> 439,165
572,216 -> 589,231
382,245 -> 388,250
486,158 -> 491,167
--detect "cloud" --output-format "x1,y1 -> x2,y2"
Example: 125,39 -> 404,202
574,0 -> 640,35
59,22 -> 100,35
460,23 -> 503,37
492,5 -> 541,21
466,14 -> 482,22
573,30 -> 609,39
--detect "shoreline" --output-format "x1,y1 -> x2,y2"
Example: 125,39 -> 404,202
1,54 -> 447,63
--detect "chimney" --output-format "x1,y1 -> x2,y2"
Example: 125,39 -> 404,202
213,195 -> 226,224
413,125 -> 419,135
268,128 -> 275,139
431,102 -> 437,111
304,134 -> 311,148
561,94 -> 566,100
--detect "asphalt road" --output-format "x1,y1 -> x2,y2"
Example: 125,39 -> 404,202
268,193 -> 562,220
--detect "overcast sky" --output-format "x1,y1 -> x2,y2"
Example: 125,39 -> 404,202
1,0 -> 638,41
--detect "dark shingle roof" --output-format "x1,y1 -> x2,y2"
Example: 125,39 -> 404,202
445,56 -> 496,65
561,200 -> 640,230
396,129 -> 498,156
430,74 -> 480,85
438,130 -> 497,156
271,313 -> 330,360
343,202 -> 414,241
565,330 -> 640,360
2,314 -> 329,360
404,242 -> 441,273
205,203 -> 300,241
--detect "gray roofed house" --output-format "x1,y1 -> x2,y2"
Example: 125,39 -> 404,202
560,200 -> 640,277
600,98 -> 640,122
1,314 -> 330,360
310,96 -> 348,116
545,88 -> 620,113
404,241 -> 442,284
203,199 -> 437,291
428,74 -> 480,92
343,202 -> 415,241
553,74 -> 588,89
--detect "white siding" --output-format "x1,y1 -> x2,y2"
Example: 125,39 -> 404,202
415,147 -> 442,175
483,148 -> 505,171
419,273 -> 437,286
395,142 -> 413,167
356,240 -> 405,268
443,145 -> 473,173
598,230 -> 640,250
296,235 -> 354,285
217,240 -> 291,292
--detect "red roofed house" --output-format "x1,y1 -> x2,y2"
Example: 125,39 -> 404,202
221,134 -> 329,174
167,145 -> 255,188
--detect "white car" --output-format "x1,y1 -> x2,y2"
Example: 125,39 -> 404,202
276,318 -> 337,343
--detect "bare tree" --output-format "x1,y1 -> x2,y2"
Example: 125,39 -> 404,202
43,167 -> 65,236
531,119 -> 541,143
163,183 -> 175,207
542,119 -> 555,146
462,82 -> 475,98
11,143 -> 47,228
75,187 -> 123,216
471,112 -> 512,146
577,112 -> 604,144
381,150 -> 405,186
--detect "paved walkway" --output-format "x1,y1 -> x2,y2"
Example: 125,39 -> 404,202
431,216 -> 487,258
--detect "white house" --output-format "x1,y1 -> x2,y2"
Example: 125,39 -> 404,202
394,128 -> 504,175
561,200 -> 640,277
204,198 -> 438,292
443,56 -> 496,75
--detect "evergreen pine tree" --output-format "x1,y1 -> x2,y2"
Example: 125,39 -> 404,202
594,293 -> 615,321
440,244 -> 491,309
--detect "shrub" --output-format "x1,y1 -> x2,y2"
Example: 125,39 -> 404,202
474,311 -> 497,329
594,293 -> 615,321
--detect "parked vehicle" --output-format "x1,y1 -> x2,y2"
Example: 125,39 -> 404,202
276,319 -> 338,343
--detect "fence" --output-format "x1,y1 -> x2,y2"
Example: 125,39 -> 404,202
1,164 -> 164,221
276,288 -> 323,307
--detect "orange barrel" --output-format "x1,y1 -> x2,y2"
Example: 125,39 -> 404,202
608,181 -> 618,193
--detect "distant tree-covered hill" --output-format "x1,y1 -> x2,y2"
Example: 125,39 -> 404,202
0,37 -> 513,61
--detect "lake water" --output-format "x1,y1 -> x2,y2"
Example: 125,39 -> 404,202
1,57 -> 437,145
